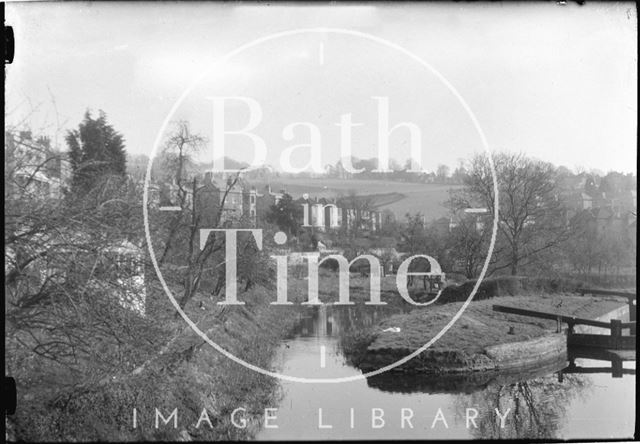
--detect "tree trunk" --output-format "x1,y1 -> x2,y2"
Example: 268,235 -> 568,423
178,272 -> 194,310
510,247 -> 519,275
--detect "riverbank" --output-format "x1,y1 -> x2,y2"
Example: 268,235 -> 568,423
351,293 -> 627,374
8,271 -> 630,441
7,283 -> 305,442
254,283 -> 635,441
8,272 -> 418,441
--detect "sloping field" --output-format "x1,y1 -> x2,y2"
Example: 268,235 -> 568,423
255,177 -> 459,220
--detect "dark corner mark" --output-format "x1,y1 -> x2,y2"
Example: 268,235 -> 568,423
3,376 -> 17,415
5,25 -> 15,64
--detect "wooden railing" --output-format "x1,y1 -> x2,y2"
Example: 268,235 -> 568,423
493,304 -> 636,350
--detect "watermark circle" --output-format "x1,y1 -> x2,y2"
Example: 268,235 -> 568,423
143,27 -> 499,384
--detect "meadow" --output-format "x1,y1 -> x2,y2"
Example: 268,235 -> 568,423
254,177 -> 461,220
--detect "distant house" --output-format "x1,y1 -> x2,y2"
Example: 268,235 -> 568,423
159,172 -> 259,226
295,196 -> 340,231
557,173 -> 599,195
13,167 -> 65,200
255,185 -> 284,224
570,207 -> 636,243
217,176 -> 244,222
580,192 -> 593,210
292,194 -> 383,233
243,187 -> 260,225
563,191 -> 595,212
6,131 -> 69,201
440,209 -> 491,234
158,177 -> 391,233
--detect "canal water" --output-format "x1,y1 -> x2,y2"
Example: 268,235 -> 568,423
256,305 -> 635,441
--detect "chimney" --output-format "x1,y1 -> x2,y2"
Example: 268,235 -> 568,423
204,171 -> 213,186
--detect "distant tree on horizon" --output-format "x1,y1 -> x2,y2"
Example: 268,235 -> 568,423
436,164 -> 450,183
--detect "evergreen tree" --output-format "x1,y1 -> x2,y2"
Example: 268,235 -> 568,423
265,193 -> 302,236
66,110 -> 126,191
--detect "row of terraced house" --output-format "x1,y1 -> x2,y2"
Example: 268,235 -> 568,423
148,172 -> 387,232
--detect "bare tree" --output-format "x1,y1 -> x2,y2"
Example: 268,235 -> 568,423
446,214 -> 489,279
449,152 -> 570,275
5,124 -> 167,384
156,121 -> 205,265
150,121 -> 271,310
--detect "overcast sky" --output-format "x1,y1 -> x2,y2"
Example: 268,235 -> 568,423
5,2 -> 637,174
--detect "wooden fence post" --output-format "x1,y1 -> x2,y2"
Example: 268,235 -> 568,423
628,297 -> 636,335
612,358 -> 623,378
611,319 -> 622,349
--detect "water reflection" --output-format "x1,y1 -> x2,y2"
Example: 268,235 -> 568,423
286,303 -> 413,339
565,346 -> 636,378
257,305 -> 636,440
366,359 -> 568,395
453,374 -> 593,440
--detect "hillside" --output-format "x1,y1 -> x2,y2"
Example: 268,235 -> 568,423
254,177 -> 459,220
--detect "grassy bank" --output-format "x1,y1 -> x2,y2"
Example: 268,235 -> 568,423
350,292 -> 627,374
7,283 -> 304,441
6,271 -> 401,441
8,270 -> 631,440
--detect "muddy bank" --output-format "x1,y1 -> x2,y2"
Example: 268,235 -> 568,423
353,294 -> 626,374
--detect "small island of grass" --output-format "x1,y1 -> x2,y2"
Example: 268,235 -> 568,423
346,291 -> 627,374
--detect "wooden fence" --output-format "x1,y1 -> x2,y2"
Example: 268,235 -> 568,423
492,304 -> 636,350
